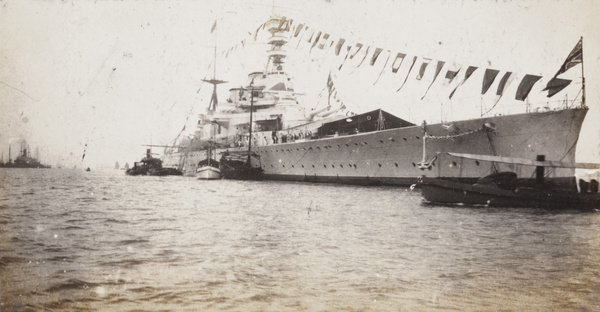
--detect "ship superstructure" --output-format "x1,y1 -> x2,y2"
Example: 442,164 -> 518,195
163,15 -> 316,175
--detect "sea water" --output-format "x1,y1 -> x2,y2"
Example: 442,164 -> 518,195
1,168 -> 599,311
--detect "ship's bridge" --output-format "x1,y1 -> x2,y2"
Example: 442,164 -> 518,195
268,34 -> 288,45
267,48 -> 287,58
265,16 -> 288,31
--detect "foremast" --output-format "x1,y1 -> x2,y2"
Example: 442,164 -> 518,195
264,16 -> 290,75
580,36 -> 586,108
203,20 -> 227,114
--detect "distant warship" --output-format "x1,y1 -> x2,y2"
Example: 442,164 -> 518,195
1,144 -> 51,169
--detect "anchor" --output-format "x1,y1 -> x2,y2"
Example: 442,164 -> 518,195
416,120 -> 437,170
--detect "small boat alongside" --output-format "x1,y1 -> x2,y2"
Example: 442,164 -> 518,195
196,164 -> 220,179
419,153 -> 600,210
219,151 -> 263,180
217,78 -> 264,181
196,141 -> 220,180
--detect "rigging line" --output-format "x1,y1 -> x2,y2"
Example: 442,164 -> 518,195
568,88 -> 583,108
314,86 -> 327,109
170,64 -> 213,147
481,100 -> 501,116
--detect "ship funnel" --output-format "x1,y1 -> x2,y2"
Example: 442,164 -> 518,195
536,155 -> 545,184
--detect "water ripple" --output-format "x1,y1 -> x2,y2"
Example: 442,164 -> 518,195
1,169 -> 599,311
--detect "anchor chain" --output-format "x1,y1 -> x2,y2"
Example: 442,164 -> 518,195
424,127 -> 484,140
416,123 -> 496,170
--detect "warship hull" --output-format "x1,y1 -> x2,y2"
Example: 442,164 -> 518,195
164,107 -> 587,185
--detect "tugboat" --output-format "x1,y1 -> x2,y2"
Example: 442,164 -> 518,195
126,149 -> 182,176
419,153 -> 600,209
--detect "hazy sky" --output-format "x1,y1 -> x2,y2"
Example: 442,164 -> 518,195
1,0 -> 599,168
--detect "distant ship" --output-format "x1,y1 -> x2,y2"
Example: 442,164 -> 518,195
162,15 -> 590,187
0,144 -> 51,169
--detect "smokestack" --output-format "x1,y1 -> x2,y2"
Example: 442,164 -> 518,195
536,155 -> 545,184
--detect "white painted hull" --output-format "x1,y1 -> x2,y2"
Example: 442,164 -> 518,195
196,166 -> 221,180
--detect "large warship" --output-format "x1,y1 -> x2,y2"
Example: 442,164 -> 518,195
162,15 -> 589,186
0,144 -> 51,169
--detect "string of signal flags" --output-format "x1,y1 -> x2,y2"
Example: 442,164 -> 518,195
211,17 -> 583,104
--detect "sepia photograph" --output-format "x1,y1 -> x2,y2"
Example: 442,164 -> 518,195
1,0 -> 600,310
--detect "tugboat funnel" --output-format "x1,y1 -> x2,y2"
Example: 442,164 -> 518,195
536,155 -> 545,184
